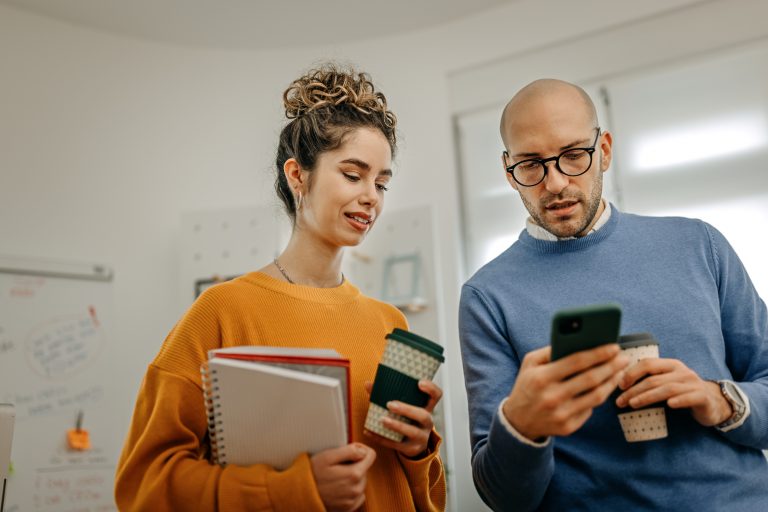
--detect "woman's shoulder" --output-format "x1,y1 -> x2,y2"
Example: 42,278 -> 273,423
355,292 -> 408,326
194,272 -> 267,305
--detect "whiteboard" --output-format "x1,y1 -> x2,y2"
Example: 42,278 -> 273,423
0,256 -> 118,512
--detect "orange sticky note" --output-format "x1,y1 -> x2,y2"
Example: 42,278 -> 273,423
67,429 -> 91,451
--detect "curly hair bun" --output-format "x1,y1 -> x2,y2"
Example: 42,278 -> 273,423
283,64 -> 396,129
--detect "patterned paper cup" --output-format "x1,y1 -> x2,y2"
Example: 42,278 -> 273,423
364,328 -> 445,442
617,333 -> 668,442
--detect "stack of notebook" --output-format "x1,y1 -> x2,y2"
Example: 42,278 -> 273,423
201,346 -> 351,470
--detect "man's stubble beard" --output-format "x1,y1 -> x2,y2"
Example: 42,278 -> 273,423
522,160 -> 603,238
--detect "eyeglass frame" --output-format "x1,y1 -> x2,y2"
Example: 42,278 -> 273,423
502,127 -> 602,187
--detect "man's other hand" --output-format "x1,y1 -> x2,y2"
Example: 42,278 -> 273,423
616,358 -> 733,427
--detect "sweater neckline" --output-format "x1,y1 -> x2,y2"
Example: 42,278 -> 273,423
239,271 -> 362,304
517,205 -> 621,254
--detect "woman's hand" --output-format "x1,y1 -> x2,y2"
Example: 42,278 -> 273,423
310,443 -> 376,512
364,380 -> 443,458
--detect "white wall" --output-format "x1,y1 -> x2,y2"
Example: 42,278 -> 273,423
0,1 -> 734,509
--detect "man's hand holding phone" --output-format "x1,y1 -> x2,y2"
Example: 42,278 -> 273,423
502,344 -> 629,440
501,304 -> 628,441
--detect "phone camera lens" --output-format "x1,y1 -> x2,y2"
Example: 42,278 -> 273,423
558,317 -> 582,334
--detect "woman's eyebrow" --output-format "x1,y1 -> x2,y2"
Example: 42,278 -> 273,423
340,158 -> 392,176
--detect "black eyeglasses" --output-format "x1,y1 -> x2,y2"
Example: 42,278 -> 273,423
502,128 -> 601,187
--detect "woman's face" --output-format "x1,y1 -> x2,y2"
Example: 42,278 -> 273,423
298,127 -> 392,248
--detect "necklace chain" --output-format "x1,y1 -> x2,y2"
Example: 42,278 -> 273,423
273,258 -> 295,284
273,258 -> 344,286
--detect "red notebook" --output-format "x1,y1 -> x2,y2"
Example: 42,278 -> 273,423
201,346 -> 351,470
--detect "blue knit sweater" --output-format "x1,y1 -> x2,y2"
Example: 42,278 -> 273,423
459,207 -> 768,511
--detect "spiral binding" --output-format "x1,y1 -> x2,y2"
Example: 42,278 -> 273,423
200,362 -> 227,465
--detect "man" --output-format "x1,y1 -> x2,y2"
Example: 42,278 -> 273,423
458,79 -> 768,511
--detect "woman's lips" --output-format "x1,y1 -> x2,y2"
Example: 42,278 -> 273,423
345,213 -> 371,232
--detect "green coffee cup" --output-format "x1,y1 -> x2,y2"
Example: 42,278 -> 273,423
364,328 -> 445,442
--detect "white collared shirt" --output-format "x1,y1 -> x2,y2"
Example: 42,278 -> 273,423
526,199 -> 611,241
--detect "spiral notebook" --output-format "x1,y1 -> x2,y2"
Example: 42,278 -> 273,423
201,346 -> 350,470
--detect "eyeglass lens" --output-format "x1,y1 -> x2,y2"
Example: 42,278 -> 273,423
513,148 -> 593,186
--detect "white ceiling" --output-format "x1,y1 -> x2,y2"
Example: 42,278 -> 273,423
0,0 -> 514,50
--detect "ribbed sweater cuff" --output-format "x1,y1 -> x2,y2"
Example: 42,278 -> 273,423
265,452 -> 326,511
719,381 -> 768,450
471,409 -> 553,510
497,398 -> 551,448
397,428 -> 442,469
487,405 -> 553,468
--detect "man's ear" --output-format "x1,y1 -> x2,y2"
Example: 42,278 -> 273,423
506,172 -> 519,191
502,152 -> 519,191
283,158 -> 305,190
599,131 -> 613,172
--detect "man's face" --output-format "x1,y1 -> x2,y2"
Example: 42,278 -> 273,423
502,89 -> 611,238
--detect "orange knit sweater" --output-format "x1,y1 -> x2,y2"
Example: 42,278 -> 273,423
115,272 -> 446,511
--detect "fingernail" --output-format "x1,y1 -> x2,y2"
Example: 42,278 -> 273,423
387,401 -> 398,411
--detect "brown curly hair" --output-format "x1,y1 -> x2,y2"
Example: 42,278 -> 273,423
275,63 -> 397,221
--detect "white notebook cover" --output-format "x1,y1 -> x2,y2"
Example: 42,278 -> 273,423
203,358 -> 347,470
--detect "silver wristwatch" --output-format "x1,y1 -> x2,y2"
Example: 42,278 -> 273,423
715,380 -> 747,430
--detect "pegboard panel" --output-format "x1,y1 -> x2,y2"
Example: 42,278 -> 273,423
345,204 -> 436,318
179,206 -> 286,303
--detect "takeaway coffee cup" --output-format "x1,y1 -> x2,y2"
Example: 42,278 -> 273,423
364,328 -> 445,442
616,333 -> 668,442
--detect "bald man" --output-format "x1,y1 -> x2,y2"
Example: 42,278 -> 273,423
459,79 -> 768,511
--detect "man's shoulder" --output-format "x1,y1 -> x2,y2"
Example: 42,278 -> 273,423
463,239 -> 531,296
619,210 -> 710,238
621,210 -> 702,226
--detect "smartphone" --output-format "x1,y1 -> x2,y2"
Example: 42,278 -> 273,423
550,303 -> 622,361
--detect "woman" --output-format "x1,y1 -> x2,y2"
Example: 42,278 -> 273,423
115,64 -> 446,511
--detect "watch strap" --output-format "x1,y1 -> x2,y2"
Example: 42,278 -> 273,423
715,380 -> 749,431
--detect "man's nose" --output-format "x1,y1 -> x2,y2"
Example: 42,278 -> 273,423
543,160 -> 568,194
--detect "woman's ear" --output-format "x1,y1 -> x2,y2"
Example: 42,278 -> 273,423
283,158 -> 304,190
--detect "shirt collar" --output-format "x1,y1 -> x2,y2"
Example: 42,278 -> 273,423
526,200 -> 611,241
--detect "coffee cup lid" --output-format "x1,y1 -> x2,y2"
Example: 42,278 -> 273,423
386,328 -> 445,362
619,332 -> 659,349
